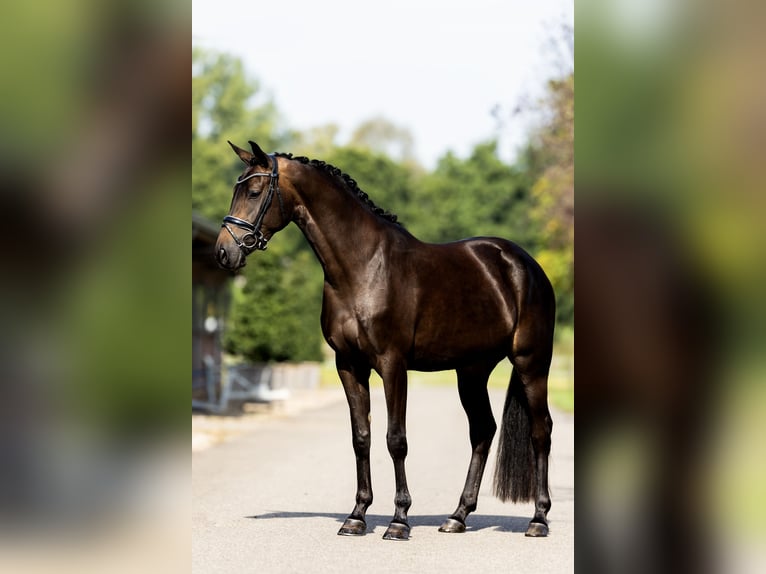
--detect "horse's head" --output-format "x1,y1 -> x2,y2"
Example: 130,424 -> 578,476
215,141 -> 291,270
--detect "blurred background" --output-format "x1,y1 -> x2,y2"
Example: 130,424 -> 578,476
0,0 -> 763,572
0,1 -> 189,572
576,0 -> 766,572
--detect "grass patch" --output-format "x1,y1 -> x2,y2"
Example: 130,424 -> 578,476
710,371 -> 766,538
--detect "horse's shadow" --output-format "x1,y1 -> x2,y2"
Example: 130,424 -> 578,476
247,511 -> 530,533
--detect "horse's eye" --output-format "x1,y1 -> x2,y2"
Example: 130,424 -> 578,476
249,190 -> 262,199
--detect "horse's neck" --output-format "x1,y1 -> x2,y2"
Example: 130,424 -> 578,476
291,173 -> 392,289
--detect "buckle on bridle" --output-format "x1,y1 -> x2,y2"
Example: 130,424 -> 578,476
222,215 -> 268,252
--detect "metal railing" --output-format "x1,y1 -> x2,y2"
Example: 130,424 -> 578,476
192,356 -> 290,414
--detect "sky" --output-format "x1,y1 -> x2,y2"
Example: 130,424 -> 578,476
192,0 -> 573,168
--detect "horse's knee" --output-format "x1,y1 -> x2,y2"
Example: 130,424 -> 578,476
352,428 -> 371,456
386,430 -> 408,459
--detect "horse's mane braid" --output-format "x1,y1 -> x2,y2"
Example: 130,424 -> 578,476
274,152 -> 400,225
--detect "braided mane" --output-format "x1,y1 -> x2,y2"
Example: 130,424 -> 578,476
275,153 -> 400,225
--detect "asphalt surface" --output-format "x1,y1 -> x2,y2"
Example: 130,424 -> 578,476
193,385 -> 574,573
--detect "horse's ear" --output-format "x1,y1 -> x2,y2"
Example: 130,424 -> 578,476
248,140 -> 270,167
228,141 -> 254,165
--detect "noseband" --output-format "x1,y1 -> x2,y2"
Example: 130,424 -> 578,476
221,155 -> 284,253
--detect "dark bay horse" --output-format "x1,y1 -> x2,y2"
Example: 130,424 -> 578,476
216,141 -> 556,540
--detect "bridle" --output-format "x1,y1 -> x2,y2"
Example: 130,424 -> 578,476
221,154 -> 284,253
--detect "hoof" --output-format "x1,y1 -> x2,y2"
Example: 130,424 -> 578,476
382,522 -> 410,541
438,517 -> 466,533
525,521 -> 549,537
338,518 -> 367,536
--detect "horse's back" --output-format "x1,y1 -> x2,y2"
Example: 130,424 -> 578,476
405,236 -> 555,370
415,236 -> 553,312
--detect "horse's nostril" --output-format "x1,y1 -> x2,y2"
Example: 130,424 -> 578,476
218,247 -> 228,265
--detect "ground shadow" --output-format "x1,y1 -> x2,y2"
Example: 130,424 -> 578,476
247,511 -> 530,533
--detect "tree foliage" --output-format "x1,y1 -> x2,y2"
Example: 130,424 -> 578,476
415,141 -> 536,246
192,47 -> 293,222
193,48 -> 320,362
348,116 -> 416,164
526,73 -> 575,323
323,146 -> 419,225
192,47 -> 574,363
223,239 -> 322,362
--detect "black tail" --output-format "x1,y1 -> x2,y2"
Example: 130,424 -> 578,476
493,368 -> 536,502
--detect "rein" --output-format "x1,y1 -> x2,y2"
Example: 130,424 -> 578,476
221,154 -> 284,253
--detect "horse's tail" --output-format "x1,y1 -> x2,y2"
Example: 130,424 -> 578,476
493,368 -> 536,503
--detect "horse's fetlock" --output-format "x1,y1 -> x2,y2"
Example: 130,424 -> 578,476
357,490 -> 373,507
395,492 -> 412,512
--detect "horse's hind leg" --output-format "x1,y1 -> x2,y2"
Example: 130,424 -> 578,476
494,345 -> 553,536
336,355 -> 373,536
439,363 -> 497,533
518,365 -> 553,537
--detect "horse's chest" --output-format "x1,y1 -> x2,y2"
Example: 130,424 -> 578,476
321,293 -> 394,356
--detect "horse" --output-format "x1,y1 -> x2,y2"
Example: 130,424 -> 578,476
215,140 -> 556,540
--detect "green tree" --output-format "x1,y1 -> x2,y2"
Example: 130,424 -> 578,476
348,116 -> 416,164
223,238 -> 323,362
415,141 -> 536,246
525,73 -> 574,324
193,47 -> 323,362
293,123 -> 341,159
324,146 -> 419,225
192,47 -> 293,222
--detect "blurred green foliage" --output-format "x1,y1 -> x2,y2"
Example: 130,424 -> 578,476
65,174 -> 189,437
192,47 -> 294,222
223,233 -> 323,363
192,47 -> 574,362
0,3 -> 190,563
575,2 -> 766,570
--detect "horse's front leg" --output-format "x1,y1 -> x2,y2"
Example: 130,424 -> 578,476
336,355 -> 373,536
380,358 -> 412,540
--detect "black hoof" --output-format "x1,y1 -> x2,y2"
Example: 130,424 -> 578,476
525,521 -> 549,537
382,521 -> 410,540
338,518 -> 367,536
438,517 -> 466,533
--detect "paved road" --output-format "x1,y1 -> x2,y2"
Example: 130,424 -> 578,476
193,385 -> 574,573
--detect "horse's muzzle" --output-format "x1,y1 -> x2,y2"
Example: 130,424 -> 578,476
216,245 -> 246,270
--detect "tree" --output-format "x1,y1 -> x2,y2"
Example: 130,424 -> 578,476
223,236 -> 323,362
192,47 -> 293,222
193,47 -> 324,362
348,116 -> 416,164
415,141 -> 536,246
526,73 -> 575,324
294,123 -> 341,158
324,146 -> 419,225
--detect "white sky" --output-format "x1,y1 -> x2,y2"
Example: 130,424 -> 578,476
192,0 -> 573,168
